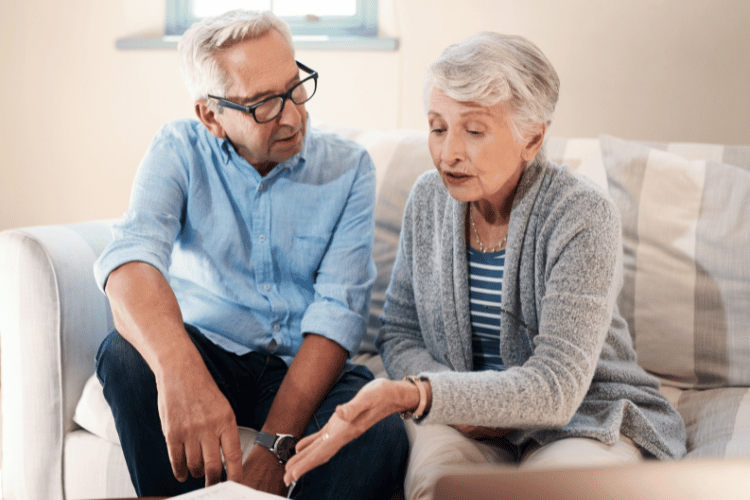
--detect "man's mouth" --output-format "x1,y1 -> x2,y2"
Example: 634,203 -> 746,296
276,129 -> 300,143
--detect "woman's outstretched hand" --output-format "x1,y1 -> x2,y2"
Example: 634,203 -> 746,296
283,378 -> 420,486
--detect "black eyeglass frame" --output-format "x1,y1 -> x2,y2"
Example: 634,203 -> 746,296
207,61 -> 318,124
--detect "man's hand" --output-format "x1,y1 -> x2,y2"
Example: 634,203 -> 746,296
239,443 -> 289,496
157,356 -> 244,487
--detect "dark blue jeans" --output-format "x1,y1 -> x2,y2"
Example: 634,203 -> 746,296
96,325 -> 408,499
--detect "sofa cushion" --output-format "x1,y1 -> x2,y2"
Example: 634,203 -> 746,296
677,387 -> 750,458
545,137 -> 608,191
601,134 -> 750,389
660,385 -> 750,458
74,374 -> 121,445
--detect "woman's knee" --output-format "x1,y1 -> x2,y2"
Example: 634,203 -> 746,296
520,435 -> 645,470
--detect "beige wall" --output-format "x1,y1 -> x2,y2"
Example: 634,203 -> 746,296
1,0 -> 748,231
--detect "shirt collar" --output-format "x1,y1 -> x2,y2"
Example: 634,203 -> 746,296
219,114 -> 311,175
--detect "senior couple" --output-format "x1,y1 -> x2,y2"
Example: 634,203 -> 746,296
95,8 -> 686,500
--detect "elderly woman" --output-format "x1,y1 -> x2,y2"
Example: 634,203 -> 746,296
284,32 -> 686,497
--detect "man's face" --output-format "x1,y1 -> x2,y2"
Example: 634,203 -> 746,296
206,30 -> 307,176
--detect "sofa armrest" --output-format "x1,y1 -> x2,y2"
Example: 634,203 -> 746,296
0,220 -> 116,500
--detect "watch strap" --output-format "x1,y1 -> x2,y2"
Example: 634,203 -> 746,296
254,431 -> 278,450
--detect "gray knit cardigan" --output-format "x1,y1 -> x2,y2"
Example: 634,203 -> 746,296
376,161 -> 687,459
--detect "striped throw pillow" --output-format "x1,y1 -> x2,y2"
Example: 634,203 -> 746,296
601,134 -> 750,389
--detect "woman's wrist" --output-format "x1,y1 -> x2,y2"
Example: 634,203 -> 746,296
399,375 -> 432,421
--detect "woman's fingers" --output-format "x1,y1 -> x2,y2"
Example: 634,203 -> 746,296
284,379 -> 409,485
294,429 -> 322,453
285,426 -> 343,485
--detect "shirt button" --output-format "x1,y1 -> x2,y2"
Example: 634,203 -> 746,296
272,324 -> 281,332
264,283 -> 271,291
258,234 -> 266,242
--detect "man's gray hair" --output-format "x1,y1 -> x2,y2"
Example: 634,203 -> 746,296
424,32 -> 560,167
178,9 -> 294,103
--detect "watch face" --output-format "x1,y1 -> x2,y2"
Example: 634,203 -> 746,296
275,435 -> 298,462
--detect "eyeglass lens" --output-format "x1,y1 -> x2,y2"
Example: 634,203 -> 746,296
255,77 -> 317,123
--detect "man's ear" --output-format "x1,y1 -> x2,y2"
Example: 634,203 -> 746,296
195,100 -> 227,139
521,123 -> 546,162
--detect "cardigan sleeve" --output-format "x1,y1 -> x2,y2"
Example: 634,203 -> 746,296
376,175 -> 455,379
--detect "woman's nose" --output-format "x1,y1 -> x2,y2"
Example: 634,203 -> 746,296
441,131 -> 465,165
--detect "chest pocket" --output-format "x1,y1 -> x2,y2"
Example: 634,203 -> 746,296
291,234 -> 328,282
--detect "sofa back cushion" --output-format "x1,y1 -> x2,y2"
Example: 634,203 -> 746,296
601,134 -> 750,389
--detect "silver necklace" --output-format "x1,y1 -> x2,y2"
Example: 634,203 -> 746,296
470,205 -> 508,253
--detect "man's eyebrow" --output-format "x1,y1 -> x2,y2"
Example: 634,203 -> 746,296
238,72 -> 301,105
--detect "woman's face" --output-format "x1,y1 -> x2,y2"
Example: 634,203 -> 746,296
427,88 -> 539,206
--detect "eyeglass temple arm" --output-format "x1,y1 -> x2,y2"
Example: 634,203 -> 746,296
295,60 -> 317,77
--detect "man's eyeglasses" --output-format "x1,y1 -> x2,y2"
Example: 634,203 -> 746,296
208,61 -> 318,124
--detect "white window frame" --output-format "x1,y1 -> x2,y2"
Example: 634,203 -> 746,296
165,0 -> 379,38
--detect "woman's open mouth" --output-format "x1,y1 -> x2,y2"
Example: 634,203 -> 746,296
443,171 -> 471,185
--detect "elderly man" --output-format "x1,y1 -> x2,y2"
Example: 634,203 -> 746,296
94,9 -> 407,499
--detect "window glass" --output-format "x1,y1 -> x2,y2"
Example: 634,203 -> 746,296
193,0 -> 357,18
174,0 -> 371,37
193,1 -> 271,18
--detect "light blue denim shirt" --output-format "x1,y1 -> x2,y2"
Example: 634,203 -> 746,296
95,118 -> 377,365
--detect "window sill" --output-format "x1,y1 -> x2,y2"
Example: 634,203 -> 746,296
115,35 -> 397,51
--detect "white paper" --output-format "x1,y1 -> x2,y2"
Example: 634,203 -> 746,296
171,481 -> 285,499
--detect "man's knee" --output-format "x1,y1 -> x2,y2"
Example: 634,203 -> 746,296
355,412 -> 409,469
96,329 -> 155,402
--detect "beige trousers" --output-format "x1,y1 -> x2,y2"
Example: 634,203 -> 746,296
403,421 -> 645,500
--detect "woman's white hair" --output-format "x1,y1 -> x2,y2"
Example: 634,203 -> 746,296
424,32 -> 560,167
178,9 -> 294,103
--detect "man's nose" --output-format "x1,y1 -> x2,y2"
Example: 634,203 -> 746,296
277,97 -> 303,126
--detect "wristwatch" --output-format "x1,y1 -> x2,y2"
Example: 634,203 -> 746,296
254,432 -> 298,464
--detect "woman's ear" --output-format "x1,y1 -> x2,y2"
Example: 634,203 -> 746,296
521,124 -> 546,162
195,100 -> 227,139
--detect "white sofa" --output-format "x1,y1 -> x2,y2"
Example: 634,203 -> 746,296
2,125 -> 749,499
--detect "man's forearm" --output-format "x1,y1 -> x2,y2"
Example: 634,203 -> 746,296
105,261 -> 204,380
106,260 -> 244,486
259,333 -> 348,439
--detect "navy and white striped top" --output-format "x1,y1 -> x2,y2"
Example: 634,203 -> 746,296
468,247 -> 506,371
